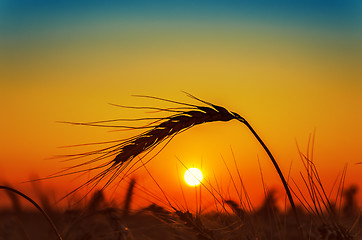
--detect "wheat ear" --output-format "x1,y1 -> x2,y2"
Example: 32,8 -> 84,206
60,93 -> 300,227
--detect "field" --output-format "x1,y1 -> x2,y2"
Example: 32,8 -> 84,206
0,179 -> 360,240
2,1 -> 361,239
1,96 -> 361,240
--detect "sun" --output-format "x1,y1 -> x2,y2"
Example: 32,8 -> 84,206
184,168 -> 203,186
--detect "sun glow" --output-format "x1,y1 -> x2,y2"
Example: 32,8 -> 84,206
184,168 -> 203,186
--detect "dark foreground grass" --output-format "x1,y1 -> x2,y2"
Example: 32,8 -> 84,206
0,179 -> 360,240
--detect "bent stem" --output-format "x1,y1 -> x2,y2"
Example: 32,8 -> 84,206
233,116 -> 302,231
0,185 -> 63,240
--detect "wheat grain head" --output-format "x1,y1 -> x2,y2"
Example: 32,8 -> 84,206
57,93 -> 300,231
57,93 -> 243,194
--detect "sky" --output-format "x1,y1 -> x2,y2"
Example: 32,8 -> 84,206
1,0 -> 362,210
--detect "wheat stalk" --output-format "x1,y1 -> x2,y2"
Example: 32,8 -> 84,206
59,93 -> 301,228
174,209 -> 216,240
0,185 -> 63,240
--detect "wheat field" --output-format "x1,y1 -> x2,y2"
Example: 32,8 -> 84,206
1,95 -> 360,240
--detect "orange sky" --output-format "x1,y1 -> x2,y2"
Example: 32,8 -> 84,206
1,3 -> 362,211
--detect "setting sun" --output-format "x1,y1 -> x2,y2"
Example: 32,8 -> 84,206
184,168 -> 203,186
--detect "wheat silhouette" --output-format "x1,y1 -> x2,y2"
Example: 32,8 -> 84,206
57,92 -> 300,227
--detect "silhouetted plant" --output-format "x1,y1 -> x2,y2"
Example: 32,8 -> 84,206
342,184 -> 359,217
0,185 -> 63,240
59,93 -> 300,228
123,178 -> 136,218
87,189 -> 106,212
257,189 -> 280,217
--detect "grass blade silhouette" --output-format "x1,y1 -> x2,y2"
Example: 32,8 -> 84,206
0,185 -> 63,240
59,93 -> 300,229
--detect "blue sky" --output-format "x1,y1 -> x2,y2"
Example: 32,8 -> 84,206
1,0 -> 361,34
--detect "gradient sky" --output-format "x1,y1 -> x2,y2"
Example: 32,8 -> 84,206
1,1 -> 361,209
